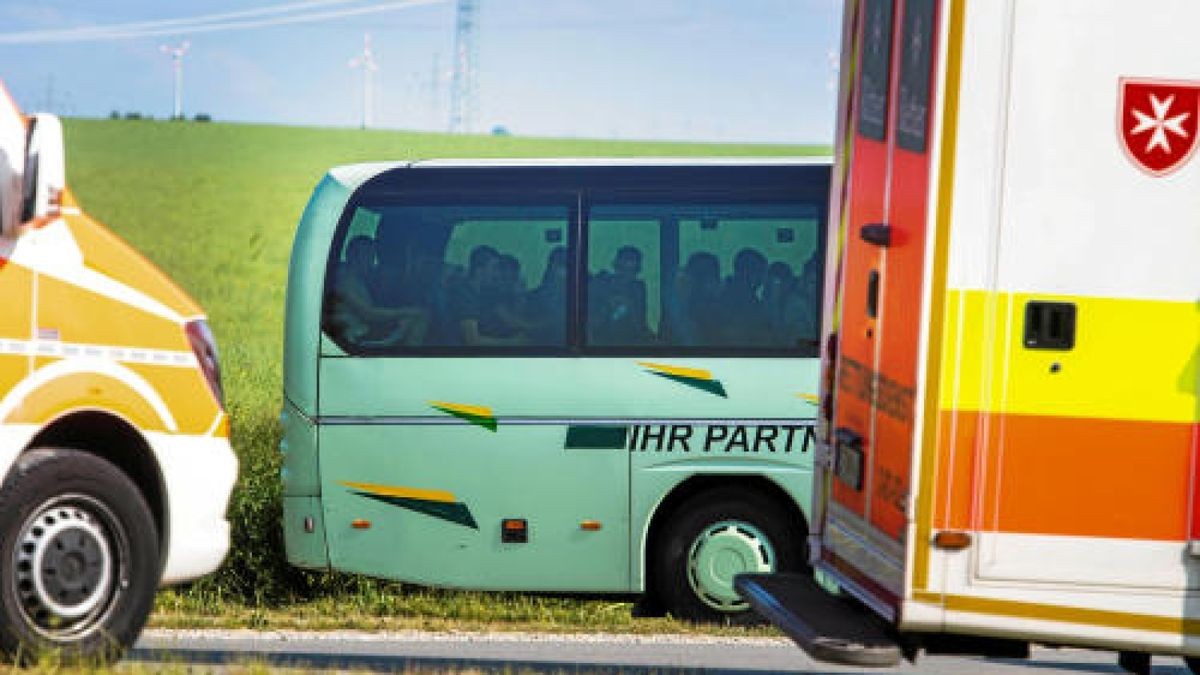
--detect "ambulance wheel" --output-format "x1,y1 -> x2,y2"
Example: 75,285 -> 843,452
1186,656 -> 1200,674
0,448 -> 159,664
653,487 -> 804,623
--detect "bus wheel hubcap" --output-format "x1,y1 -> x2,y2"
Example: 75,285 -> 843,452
687,520 -> 775,612
15,497 -> 116,638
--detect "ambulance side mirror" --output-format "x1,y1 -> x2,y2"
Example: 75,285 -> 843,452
21,113 -> 65,222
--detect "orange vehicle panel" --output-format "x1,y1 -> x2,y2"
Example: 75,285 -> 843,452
831,0 -> 941,543
936,410 -> 1194,541
822,0 -> 943,619
830,0 -> 896,520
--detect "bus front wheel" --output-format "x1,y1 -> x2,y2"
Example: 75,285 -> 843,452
0,448 -> 159,664
653,487 -> 804,623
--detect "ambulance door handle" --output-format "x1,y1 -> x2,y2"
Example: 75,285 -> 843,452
1023,301 -> 1077,350
866,270 -> 880,319
860,223 -> 892,247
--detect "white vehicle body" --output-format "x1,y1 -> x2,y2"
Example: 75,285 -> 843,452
0,83 -> 236,594
738,0 -> 1200,670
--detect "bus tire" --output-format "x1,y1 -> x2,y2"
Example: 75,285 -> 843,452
653,486 -> 804,623
0,448 -> 159,664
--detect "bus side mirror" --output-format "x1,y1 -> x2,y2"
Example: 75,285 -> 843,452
21,113 -> 65,222
0,88 -> 24,237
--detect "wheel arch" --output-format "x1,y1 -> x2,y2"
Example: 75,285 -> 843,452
640,473 -> 809,600
22,409 -> 168,566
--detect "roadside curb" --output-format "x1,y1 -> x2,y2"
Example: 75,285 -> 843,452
141,627 -> 795,647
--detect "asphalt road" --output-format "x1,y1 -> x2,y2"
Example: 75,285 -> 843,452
131,629 -> 1197,674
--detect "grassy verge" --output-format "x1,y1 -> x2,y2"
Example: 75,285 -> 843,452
64,118 -> 824,631
150,590 -> 779,637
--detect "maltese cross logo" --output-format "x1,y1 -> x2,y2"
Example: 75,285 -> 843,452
1119,78 -> 1200,176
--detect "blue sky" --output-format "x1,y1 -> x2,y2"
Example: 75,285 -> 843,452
0,1 -> 841,143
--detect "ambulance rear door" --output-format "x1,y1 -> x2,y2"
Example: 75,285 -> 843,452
820,0 -> 944,620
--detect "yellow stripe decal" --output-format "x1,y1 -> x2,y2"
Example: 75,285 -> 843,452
797,393 -> 820,405
429,400 -> 493,418
915,0 -> 967,592
913,593 -> 1200,636
942,290 -> 1197,423
338,481 -> 457,504
637,361 -> 713,381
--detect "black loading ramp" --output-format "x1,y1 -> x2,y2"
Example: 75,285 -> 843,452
734,572 -> 903,668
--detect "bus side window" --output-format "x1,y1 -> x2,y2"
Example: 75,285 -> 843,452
587,202 -> 822,352
324,207 -> 430,349
586,210 -> 659,347
323,203 -> 570,353
679,214 -> 822,348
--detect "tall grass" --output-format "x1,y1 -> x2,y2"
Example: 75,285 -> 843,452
63,118 -> 824,625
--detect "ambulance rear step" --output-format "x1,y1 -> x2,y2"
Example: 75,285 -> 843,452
734,572 -> 903,668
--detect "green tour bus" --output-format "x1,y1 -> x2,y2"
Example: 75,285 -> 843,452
282,158 -> 831,621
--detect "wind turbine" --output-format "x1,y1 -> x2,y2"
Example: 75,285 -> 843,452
159,40 -> 190,119
349,33 -> 378,129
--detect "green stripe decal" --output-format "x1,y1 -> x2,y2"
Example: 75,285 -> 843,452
565,425 -> 629,449
647,371 -> 728,398
638,361 -> 728,398
348,490 -> 479,530
430,401 -> 498,431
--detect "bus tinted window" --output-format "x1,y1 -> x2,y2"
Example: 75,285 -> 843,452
586,203 -> 822,350
324,203 -> 570,351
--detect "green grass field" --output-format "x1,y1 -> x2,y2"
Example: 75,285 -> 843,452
62,118 -> 825,632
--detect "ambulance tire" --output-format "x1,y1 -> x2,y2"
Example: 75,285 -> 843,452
1186,656 -> 1200,674
0,448 -> 159,665
654,487 -> 804,624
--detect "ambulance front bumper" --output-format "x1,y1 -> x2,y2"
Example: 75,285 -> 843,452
150,432 -> 239,586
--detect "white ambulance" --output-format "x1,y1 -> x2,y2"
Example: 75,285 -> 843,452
0,84 -> 236,661
736,1 -> 1200,673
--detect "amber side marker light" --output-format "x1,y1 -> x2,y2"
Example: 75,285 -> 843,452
580,520 -> 602,531
501,518 -> 528,543
933,530 -> 972,550
351,519 -> 372,530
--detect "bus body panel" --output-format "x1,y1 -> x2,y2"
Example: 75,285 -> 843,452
318,356 -> 816,591
284,170 -> 377,419
321,420 -> 632,590
629,461 -> 814,590
286,160 -> 830,596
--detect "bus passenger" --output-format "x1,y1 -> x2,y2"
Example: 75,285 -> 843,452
329,235 -> 427,346
764,261 -> 797,346
448,244 -> 527,346
589,245 -> 652,345
522,246 -> 568,345
369,218 -> 432,345
793,256 -> 821,341
717,248 -> 771,345
665,251 -> 721,345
